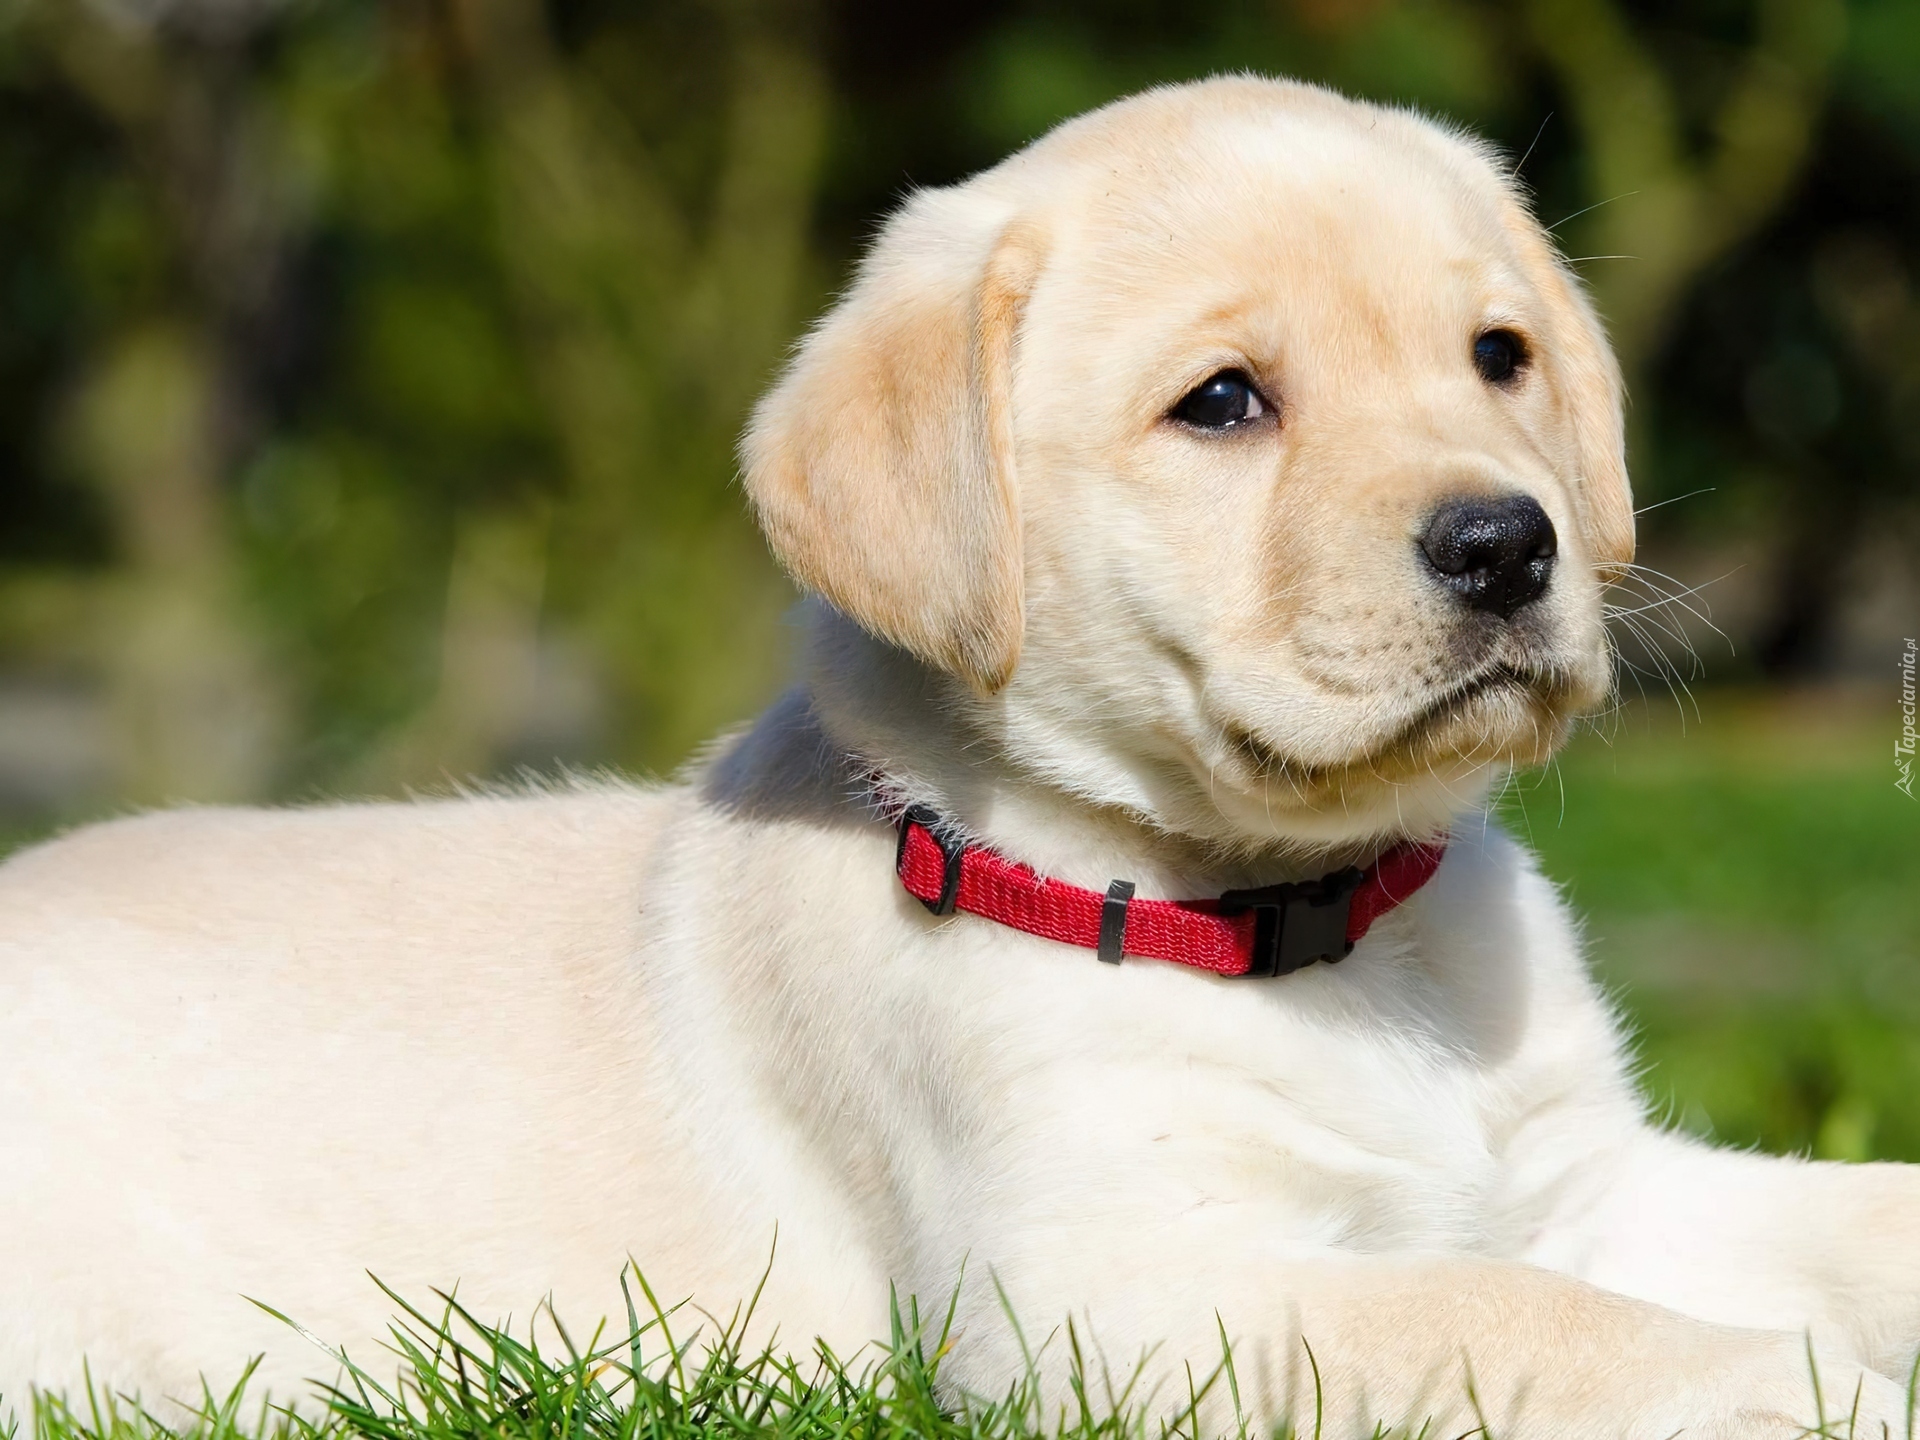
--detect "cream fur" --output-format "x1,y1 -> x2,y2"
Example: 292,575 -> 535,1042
5,77 -> 1918,1437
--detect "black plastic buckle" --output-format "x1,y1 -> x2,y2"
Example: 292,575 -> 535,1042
896,804 -> 964,915
1218,867 -> 1366,977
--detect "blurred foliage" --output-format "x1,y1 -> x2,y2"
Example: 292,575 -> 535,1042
0,0 -> 1913,812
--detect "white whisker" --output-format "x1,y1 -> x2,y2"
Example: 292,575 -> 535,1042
1633,487 -> 1716,517
1547,191 -> 1638,232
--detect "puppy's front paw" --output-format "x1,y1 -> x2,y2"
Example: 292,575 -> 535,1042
1708,1354 -> 1911,1439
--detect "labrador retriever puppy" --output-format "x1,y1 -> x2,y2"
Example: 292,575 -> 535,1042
3,76 -> 1917,1437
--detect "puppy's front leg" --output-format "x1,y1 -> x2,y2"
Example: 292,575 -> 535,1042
937,1247 -> 1901,1437
1538,1128 -> 1920,1380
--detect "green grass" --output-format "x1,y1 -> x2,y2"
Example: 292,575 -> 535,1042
7,1271 -> 1908,1440
0,1273 -> 1350,1440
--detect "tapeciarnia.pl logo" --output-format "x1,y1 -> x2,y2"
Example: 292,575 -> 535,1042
1900,637 -> 1917,799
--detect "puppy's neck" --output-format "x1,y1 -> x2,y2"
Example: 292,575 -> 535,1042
715,608 -> 1423,901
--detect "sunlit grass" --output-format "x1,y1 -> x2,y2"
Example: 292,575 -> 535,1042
18,1274 -> 1920,1440
8,1271 -> 1909,1440
2,1273 -> 1317,1440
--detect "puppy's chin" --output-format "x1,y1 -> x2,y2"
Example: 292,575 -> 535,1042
1204,669 -> 1598,845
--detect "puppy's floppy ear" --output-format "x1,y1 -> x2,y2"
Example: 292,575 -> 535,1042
1511,217 -> 1636,575
743,187 -> 1042,694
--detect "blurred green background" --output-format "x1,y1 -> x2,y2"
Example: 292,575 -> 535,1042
0,0 -> 1913,1157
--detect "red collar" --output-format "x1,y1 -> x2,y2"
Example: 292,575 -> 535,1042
893,805 -> 1446,978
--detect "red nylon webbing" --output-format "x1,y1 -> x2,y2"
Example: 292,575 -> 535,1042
895,817 -> 1444,978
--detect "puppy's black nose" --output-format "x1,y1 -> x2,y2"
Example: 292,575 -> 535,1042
1419,494 -> 1557,619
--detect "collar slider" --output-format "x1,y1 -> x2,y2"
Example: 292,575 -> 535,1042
897,804 -> 964,915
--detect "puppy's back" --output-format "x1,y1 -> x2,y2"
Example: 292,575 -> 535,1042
0,784 -> 715,1408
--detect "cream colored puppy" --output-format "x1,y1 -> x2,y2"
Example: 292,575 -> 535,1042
2,77 -> 1917,1437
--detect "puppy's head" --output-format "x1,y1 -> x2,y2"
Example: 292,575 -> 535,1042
745,78 -> 1632,848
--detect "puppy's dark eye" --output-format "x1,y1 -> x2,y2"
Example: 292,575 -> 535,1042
1473,329 -> 1527,385
1173,370 -> 1268,429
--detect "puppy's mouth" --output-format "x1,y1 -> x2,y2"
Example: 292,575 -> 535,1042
1225,662 -> 1570,788
1398,661 -> 1554,739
